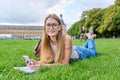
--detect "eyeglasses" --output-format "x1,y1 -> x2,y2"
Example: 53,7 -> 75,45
46,23 -> 59,28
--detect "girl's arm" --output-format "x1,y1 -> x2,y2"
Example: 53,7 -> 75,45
27,60 -> 63,70
27,35 -> 72,69
40,35 -> 72,66
62,35 -> 72,64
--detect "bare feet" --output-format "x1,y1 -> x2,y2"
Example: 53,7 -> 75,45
85,33 -> 96,39
92,34 -> 96,39
85,33 -> 92,38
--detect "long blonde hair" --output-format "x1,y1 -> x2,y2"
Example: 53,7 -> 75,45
40,14 -> 65,63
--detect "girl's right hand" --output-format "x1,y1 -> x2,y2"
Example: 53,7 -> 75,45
27,59 -> 41,70
27,59 -> 37,65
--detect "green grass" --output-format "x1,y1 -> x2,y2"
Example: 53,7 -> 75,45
0,39 -> 120,80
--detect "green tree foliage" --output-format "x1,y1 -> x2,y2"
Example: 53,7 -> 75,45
81,11 -> 88,19
67,0 -> 120,38
96,0 -> 120,37
67,20 -> 84,37
97,5 -> 117,33
84,8 -> 104,32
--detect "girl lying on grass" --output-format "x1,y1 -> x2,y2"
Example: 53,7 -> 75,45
27,14 -> 98,70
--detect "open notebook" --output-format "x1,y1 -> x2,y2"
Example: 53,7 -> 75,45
14,55 -> 36,73
14,66 -> 36,73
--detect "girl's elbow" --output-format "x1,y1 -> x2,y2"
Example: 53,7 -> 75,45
63,60 -> 70,65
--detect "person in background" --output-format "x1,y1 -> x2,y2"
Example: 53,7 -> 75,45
89,27 -> 96,39
81,26 -> 85,35
80,26 -> 86,42
89,27 -> 94,35
27,14 -> 97,70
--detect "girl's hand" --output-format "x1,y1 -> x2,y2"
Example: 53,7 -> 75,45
27,59 -> 40,70
27,63 -> 40,70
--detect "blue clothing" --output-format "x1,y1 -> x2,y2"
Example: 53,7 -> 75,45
71,38 -> 97,60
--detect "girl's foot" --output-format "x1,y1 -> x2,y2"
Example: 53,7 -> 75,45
85,33 -> 96,39
85,33 -> 92,38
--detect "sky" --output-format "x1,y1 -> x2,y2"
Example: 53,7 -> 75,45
0,0 -> 115,30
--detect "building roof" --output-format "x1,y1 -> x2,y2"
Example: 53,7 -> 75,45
60,14 -> 66,26
0,24 -> 43,30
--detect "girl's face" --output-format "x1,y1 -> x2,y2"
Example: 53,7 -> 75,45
45,18 -> 61,37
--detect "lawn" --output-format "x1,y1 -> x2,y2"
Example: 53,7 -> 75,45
0,39 -> 120,80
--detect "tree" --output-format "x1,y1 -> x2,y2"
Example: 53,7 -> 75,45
67,0 -> 120,38
84,8 -> 104,32
67,20 -> 84,38
97,0 -> 120,37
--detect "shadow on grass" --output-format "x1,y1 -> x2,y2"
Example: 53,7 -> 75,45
69,52 -> 104,65
97,52 -> 107,57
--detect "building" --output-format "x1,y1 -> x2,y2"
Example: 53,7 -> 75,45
0,14 -> 66,39
0,24 -> 43,39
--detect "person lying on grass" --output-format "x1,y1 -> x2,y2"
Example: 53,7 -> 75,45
27,14 -> 98,70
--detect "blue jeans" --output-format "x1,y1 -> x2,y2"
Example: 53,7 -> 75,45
71,38 -> 97,60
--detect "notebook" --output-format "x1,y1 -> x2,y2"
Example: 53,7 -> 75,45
14,55 -> 36,73
14,66 -> 36,73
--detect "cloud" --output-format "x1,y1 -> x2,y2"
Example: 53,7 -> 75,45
63,0 -> 115,29
0,0 -> 115,30
0,0 -> 58,24
47,0 -> 74,15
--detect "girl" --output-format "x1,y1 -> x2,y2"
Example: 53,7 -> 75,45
27,14 -> 97,70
